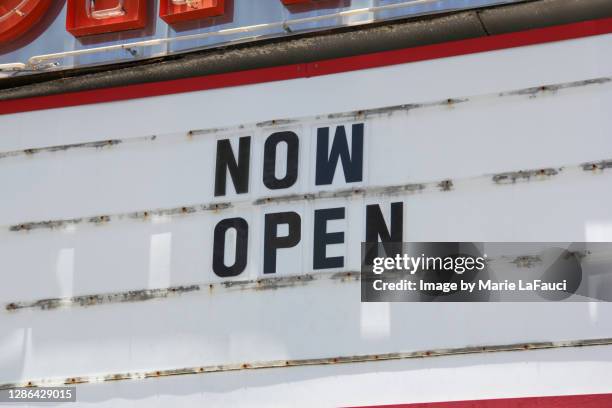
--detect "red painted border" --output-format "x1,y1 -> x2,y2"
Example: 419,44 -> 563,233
351,393 -> 612,408
2,17 -> 612,115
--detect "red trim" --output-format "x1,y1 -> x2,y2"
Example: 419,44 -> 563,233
305,17 -> 612,77
351,393 -> 612,408
2,17 -> 612,115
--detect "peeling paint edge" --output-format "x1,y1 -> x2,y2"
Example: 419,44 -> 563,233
1,338 -> 610,390
4,271 -> 359,312
0,76 -> 610,161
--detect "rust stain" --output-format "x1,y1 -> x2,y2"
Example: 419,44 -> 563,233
437,179 -> 453,191
10,219 -> 83,232
1,338 -> 610,390
511,255 -> 542,268
4,247 -> 598,313
1,76 -> 610,164
253,183 -> 425,205
0,140 -> 123,160
6,285 -> 201,311
492,168 -> 559,184
325,98 -> 468,121
499,78 -> 611,98
3,157 -> 609,236
256,119 -> 298,127
222,274 -> 316,291
582,160 -> 612,171
188,127 -> 233,136
8,203 -> 231,233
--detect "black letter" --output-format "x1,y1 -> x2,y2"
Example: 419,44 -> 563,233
214,137 -> 251,196
213,218 -> 249,277
264,212 -> 301,274
315,124 -> 364,185
313,207 -> 345,270
263,131 -> 299,190
364,202 -> 403,264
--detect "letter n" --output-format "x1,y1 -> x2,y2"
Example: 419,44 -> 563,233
214,137 -> 251,196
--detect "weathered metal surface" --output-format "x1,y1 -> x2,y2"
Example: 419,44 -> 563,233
3,272 -> 351,311
1,245 -> 597,312
0,338 -> 609,390
0,158 -> 598,235
491,168 -> 559,184
0,74 -> 609,232
1,75 -> 608,161
8,203 -> 231,232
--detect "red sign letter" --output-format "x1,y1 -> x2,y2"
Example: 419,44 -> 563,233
159,0 -> 225,24
0,0 -> 52,45
281,0 -> 314,4
66,0 -> 147,37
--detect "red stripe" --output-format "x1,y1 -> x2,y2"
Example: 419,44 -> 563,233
351,393 -> 612,408
2,17 -> 612,115
305,17 -> 612,77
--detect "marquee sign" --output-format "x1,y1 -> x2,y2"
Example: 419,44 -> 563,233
0,20 -> 611,405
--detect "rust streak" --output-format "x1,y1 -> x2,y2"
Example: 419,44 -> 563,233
8,203 -> 231,232
492,168 -> 559,184
1,76 -> 611,162
1,338 -> 610,390
4,248 -> 600,312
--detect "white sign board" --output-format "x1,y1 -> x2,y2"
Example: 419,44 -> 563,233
1,31 -> 612,406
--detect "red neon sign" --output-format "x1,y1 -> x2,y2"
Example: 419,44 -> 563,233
66,0 -> 147,37
0,0 -> 52,44
160,0 -> 225,24
281,0 -> 314,4
0,0 -> 327,44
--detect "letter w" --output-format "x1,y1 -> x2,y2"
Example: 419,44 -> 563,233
315,124 -> 364,185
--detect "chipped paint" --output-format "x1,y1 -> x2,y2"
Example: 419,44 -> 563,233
253,183 -> 425,205
437,179 -> 453,191
0,139 -> 123,160
187,127 -> 234,136
9,203 -> 231,232
1,76 -> 611,162
1,338 -> 610,390
6,285 -> 201,311
3,248 -> 599,313
511,255 -> 542,268
582,159 -> 612,171
324,97 -> 468,120
256,119 -> 299,127
4,272 -> 357,312
492,168 -> 559,184
3,158 -> 610,233
499,78 -> 612,97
